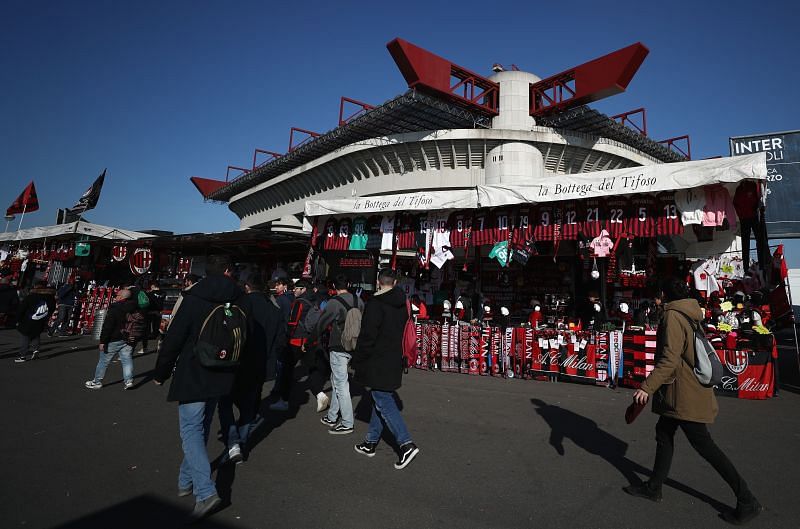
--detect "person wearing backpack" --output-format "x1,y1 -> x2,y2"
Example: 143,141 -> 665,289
84,289 -> 138,387
270,280 -> 330,413
14,280 -> 55,363
153,255 -> 246,523
351,269 -> 420,469
625,277 -> 761,525
315,275 -> 364,434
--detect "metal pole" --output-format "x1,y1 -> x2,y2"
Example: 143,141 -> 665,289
17,204 -> 27,231
3,220 -> 9,232
784,273 -> 800,375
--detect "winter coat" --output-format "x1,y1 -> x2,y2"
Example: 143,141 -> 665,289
154,275 -> 245,403
233,291 -> 286,393
352,286 -> 408,391
640,298 -> 719,424
0,284 -> 19,314
99,299 -> 138,344
16,287 -> 56,336
316,292 -> 364,351
702,185 -> 738,229
56,283 -> 76,306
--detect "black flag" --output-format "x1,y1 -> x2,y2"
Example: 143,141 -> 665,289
68,169 -> 106,216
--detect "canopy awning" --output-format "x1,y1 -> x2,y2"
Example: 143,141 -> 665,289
0,221 -> 152,242
303,153 -> 767,217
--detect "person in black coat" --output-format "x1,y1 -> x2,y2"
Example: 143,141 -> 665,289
84,290 -> 139,390
153,255 -> 244,521
0,277 -> 20,328
14,281 -> 55,363
351,268 -> 420,470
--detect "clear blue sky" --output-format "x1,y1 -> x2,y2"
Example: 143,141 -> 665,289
2,1 -> 799,261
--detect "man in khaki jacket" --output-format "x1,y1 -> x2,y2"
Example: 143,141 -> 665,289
624,278 -> 761,525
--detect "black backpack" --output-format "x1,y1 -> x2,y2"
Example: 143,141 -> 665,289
121,311 -> 147,345
194,302 -> 247,368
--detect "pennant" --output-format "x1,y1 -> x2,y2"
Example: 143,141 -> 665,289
6,181 -> 39,216
68,169 -> 106,215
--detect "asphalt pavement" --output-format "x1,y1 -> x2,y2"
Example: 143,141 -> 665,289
1,328 -> 799,529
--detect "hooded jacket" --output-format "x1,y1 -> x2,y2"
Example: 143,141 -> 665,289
99,298 -> 138,344
352,286 -> 408,391
640,298 -> 719,423
16,287 -> 56,336
154,275 -> 245,402
316,291 -> 364,351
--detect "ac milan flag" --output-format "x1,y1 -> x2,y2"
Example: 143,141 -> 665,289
6,181 -> 39,216
129,247 -> 153,276
68,169 -> 106,216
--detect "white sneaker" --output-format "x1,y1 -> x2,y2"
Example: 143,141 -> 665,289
269,399 -> 289,411
123,380 -> 134,390
85,380 -> 102,390
228,444 -> 243,464
316,392 -> 330,413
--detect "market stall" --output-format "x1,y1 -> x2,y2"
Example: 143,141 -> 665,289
302,152 -> 779,399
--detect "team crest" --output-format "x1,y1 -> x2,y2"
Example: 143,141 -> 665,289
725,350 -> 749,375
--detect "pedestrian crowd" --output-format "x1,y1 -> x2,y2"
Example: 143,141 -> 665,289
4,265 -> 761,525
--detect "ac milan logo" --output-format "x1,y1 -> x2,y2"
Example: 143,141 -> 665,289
112,245 -> 128,262
129,248 -> 153,275
725,350 -> 749,375
218,349 -> 228,359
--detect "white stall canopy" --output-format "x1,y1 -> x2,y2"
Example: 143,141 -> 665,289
0,221 -> 152,242
303,153 -> 767,217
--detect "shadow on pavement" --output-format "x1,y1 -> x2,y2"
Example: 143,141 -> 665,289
530,398 -> 731,514
46,493 -> 238,529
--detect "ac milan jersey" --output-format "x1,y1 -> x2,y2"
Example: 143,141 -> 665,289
448,211 -> 472,249
349,216 -> 368,250
494,208 -> 512,244
627,194 -> 657,238
380,215 -> 395,250
431,214 -> 451,251
330,218 -> 351,251
322,218 -> 337,250
582,197 -> 605,237
561,201 -> 581,240
534,204 -> 556,241
471,210 -> 497,246
365,215 -> 383,249
512,206 -> 534,248
415,213 -> 433,250
656,191 -> 684,235
605,196 -> 629,237
396,214 -> 416,250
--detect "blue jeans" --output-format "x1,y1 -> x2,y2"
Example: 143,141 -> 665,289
327,350 -> 353,428
218,387 -> 258,449
366,390 -> 412,446
93,340 -> 133,383
178,399 -> 218,501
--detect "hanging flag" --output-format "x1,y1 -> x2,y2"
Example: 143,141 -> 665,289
68,169 -> 106,216
6,181 -> 39,216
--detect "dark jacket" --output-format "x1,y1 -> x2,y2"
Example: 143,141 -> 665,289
288,291 -> 316,346
0,284 -> 19,314
275,292 -> 294,322
154,275 -> 244,402
234,291 -> 287,392
316,291 -> 364,351
16,287 -> 56,336
352,286 -> 408,391
99,298 -> 138,344
640,298 -> 718,424
57,283 -> 76,306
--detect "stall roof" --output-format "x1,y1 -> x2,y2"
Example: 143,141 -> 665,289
304,153 -> 767,216
0,221 -> 152,242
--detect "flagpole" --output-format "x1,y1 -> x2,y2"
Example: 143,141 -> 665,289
17,204 -> 27,231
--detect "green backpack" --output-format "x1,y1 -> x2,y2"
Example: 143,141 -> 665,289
137,290 -> 151,310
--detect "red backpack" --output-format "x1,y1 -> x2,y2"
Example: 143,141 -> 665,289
401,299 -> 418,371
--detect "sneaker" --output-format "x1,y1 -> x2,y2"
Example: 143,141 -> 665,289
30,350 -> 39,360
329,424 -> 354,435
623,483 -> 663,503
228,444 -> 243,465
394,442 -> 420,470
269,399 -> 289,411
85,380 -> 103,390
354,441 -> 377,457
14,356 -> 27,363
320,416 -> 338,427
123,380 -> 134,390
316,392 -> 330,413
189,493 -> 221,522
178,486 -> 193,497
721,497 -> 762,525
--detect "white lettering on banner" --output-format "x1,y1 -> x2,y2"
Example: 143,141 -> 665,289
534,352 -> 595,372
352,193 -> 438,212
720,376 -> 769,393
732,138 -> 784,162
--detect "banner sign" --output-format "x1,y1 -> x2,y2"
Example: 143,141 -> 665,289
305,188 -> 478,217
730,131 -> 800,238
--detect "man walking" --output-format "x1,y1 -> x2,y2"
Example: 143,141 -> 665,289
153,255 -> 244,522
273,277 -> 293,322
84,289 -> 140,389
14,281 -> 55,363
317,275 -> 363,434
49,279 -> 76,336
624,277 -> 761,524
352,269 -> 420,469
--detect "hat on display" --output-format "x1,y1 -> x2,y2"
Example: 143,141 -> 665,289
455,300 -> 464,310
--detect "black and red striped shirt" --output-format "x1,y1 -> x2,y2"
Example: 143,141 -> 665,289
605,196 -> 629,237
627,194 -> 658,237
448,211 -> 472,248
494,209 -> 513,244
534,204 -> 556,241
561,201 -> 581,240
365,215 -> 383,249
511,206 -> 534,248
396,214 -> 416,250
582,197 -> 605,238
656,191 -> 684,235
471,210 -> 497,246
